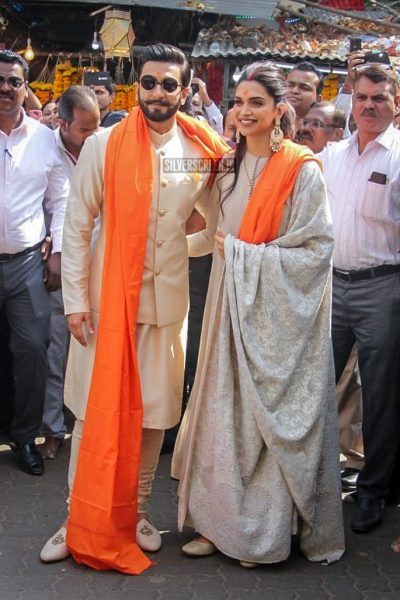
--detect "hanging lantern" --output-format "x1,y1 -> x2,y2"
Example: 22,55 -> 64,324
99,9 -> 135,59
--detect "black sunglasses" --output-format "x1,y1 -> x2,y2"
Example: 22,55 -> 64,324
0,76 -> 25,89
139,75 -> 182,93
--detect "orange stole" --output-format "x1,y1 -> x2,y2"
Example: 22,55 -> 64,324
66,108 -> 229,575
238,140 -> 321,245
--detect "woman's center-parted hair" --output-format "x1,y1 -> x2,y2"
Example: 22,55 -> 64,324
236,62 -> 292,135
219,62 -> 294,206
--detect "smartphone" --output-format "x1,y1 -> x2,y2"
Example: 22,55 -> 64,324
191,83 -> 199,95
349,38 -> 362,52
363,50 -> 391,67
83,71 -> 111,87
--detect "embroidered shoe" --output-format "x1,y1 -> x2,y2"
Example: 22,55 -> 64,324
40,526 -> 70,563
182,536 -> 217,557
136,517 -> 162,552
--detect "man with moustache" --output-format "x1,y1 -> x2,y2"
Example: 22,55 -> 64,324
298,101 -> 345,153
0,50 -> 69,476
319,64 -> 400,534
40,43 -> 228,573
40,86 -> 100,460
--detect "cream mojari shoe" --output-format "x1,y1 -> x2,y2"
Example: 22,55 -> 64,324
239,560 -> 258,569
182,536 -> 217,557
136,517 -> 162,552
40,526 -> 71,563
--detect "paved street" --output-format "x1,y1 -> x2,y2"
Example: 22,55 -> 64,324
1,432 -> 399,600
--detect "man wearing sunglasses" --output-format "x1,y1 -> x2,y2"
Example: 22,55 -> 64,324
298,101 -> 345,154
0,50 -> 69,476
319,64 -> 400,535
41,43 -> 228,571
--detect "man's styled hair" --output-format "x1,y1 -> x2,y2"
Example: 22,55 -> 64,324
103,81 -> 116,96
291,61 -> 324,96
310,101 -> 346,129
0,49 -> 29,80
354,64 -> 399,97
138,43 -> 191,88
57,85 -> 98,123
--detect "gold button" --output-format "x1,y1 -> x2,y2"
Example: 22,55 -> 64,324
156,240 -> 164,248
154,270 -> 161,276
159,209 -> 167,217
160,149 -> 166,156
161,180 -> 167,187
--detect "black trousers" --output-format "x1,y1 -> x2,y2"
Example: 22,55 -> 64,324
0,310 -> 14,434
0,248 -> 51,443
332,273 -> 400,500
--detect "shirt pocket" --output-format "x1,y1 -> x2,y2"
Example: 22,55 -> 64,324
356,181 -> 389,222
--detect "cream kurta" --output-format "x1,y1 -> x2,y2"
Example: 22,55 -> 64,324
173,154 -> 345,564
62,122 -> 211,427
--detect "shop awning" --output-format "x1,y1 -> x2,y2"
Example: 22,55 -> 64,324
35,0 -> 280,20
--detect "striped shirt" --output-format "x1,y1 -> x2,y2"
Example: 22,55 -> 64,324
319,124 -> 400,270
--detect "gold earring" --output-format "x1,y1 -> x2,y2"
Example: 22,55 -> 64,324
270,119 -> 284,152
235,129 -> 241,144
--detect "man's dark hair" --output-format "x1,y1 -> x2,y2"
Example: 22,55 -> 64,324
309,101 -> 346,129
138,43 -> 191,88
354,64 -> 399,97
0,49 -> 29,80
57,85 -> 98,123
103,81 -> 116,95
291,61 -> 324,96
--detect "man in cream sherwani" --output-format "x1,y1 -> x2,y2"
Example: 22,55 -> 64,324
40,43 -> 221,563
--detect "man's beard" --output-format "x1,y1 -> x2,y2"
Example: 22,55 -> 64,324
139,94 -> 181,123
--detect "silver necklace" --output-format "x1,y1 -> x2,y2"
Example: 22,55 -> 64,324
243,155 -> 266,197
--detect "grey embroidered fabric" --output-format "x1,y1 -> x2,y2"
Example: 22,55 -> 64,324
174,161 -> 345,565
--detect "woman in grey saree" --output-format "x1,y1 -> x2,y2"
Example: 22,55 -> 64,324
172,63 -> 345,568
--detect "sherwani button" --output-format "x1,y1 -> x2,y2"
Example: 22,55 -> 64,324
161,180 -> 168,187
154,270 -> 161,276
159,209 -> 167,217
156,240 -> 164,248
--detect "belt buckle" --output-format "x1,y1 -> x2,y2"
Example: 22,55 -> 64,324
336,268 -> 351,281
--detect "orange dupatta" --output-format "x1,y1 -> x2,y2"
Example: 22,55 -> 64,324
66,108 -> 229,575
238,139 -> 321,244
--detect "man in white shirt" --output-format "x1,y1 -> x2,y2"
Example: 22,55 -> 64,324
319,64 -> 400,533
0,50 -> 69,475
40,86 -> 100,460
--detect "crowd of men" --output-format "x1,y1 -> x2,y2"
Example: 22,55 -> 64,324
0,42 -> 399,565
